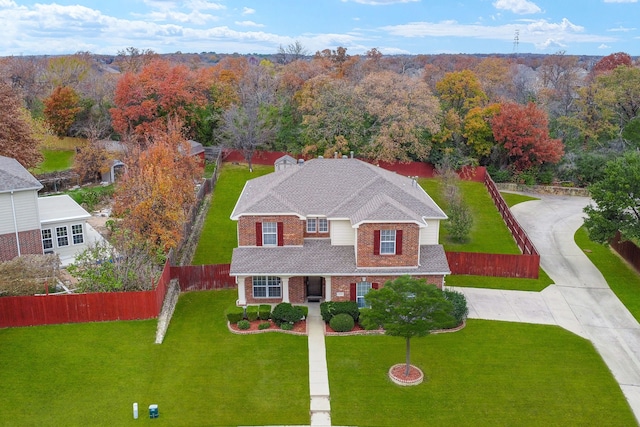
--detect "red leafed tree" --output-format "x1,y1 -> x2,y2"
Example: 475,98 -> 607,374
43,85 -> 82,138
592,52 -> 632,75
110,59 -> 208,141
491,102 -> 564,172
0,81 -> 42,168
112,120 -> 200,257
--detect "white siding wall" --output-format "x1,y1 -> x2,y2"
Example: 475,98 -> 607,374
330,220 -> 355,246
0,190 -> 40,234
419,219 -> 441,245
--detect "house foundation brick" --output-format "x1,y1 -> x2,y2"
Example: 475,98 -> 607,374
0,230 -> 43,262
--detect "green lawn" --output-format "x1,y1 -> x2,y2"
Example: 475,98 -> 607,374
445,268 -> 553,292
500,191 -> 539,207
192,163 -> 273,265
31,149 -> 75,173
575,226 -> 640,323
0,290 -> 308,426
327,320 -> 635,426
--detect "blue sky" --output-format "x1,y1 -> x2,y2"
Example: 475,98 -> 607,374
0,0 -> 638,56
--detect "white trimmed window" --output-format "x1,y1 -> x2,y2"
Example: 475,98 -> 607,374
253,276 -> 282,298
306,218 -> 317,233
318,218 -> 328,233
42,229 -> 53,250
356,282 -> 372,308
380,230 -> 396,255
262,222 -> 277,246
72,224 -> 84,245
56,226 -> 69,247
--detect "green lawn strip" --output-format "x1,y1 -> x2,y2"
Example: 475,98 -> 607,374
446,267 -> 552,292
419,179 -> 519,254
500,191 -> 539,208
31,149 -> 75,173
0,290 -> 308,426
192,163 -> 273,265
575,226 -> 640,323
327,320 -> 634,427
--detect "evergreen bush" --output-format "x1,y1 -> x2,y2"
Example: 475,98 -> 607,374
329,313 -> 355,332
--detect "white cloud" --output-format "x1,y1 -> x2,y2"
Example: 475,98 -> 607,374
493,0 -> 541,14
599,44 -> 611,49
344,0 -> 420,5
242,7 -> 256,15
235,20 -> 264,28
607,26 -> 637,32
603,0 -> 637,3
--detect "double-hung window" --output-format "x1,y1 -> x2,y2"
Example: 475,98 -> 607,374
253,276 -> 282,298
306,218 -> 317,233
380,230 -> 396,255
71,224 -> 84,244
56,226 -> 69,247
41,229 -> 53,250
356,282 -> 372,308
318,218 -> 328,233
262,222 -> 277,246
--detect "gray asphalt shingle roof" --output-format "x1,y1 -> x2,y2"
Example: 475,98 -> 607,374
231,158 -> 446,225
0,156 -> 43,194
230,239 -> 450,276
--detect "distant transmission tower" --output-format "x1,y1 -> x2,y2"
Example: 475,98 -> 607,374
513,30 -> 520,56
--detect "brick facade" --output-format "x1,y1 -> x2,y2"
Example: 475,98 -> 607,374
0,229 -> 43,262
238,215 -> 304,246
243,275 -> 307,304
303,219 -> 330,239
330,274 -> 445,302
356,223 -> 420,267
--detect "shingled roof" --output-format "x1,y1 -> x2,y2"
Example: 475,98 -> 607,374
0,156 -> 43,194
230,158 -> 446,226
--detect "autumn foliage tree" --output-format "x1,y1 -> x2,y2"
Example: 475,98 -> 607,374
0,81 -> 42,168
113,121 -> 200,258
43,86 -> 82,138
491,102 -> 564,172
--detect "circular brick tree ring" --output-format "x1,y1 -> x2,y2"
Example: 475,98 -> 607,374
388,363 -> 424,386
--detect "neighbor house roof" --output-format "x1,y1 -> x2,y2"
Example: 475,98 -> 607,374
38,195 -> 91,225
230,158 -> 446,226
230,239 -> 450,276
0,156 -> 43,194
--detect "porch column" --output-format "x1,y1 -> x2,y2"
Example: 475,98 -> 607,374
325,276 -> 332,301
237,276 -> 247,306
281,276 -> 290,303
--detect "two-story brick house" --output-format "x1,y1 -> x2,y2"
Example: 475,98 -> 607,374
229,157 -> 450,307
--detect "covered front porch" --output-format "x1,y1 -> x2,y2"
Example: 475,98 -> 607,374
235,275 -> 333,306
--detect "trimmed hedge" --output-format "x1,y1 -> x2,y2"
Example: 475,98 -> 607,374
225,305 -> 244,324
259,304 -> 271,320
258,322 -> 271,330
444,289 -> 469,326
237,320 -> 250,330
271,302 -> 305,326
329,313 -> 354,332
246,305 -> 259,321
320,301 -> 360,323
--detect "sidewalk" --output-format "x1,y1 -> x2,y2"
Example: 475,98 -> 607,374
306,303 -> 331,427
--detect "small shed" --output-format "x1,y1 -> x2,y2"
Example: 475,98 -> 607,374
274,155 -> 297,171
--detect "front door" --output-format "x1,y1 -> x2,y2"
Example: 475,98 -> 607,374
306,277 -> 323,301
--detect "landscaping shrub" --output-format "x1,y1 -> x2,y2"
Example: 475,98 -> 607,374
258,304 -> 271,320
297,305 -> 308,318
329,313 -> 355,332
280,322 -> 293,331
320,301 -> 360,323
357,308 -> 380,330
225,306 -> 245,324
258,322 -> 271,330
444,289 -> 469,326
237,320 -> 250,330
271,302 -> 304,326
246,305 -> 259,321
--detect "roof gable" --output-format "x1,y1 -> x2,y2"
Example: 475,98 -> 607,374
0,156 -> 43,194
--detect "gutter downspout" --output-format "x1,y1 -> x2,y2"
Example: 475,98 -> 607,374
10,191 -> 21,257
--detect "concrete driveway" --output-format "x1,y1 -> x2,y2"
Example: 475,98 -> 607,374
450,194 -> 640,424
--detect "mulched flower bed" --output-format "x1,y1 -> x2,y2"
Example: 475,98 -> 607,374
228,319 -> 307,335
388,363 -> 424,386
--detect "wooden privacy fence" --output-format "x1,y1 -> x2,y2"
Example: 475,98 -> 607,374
171,264 -> 235,292
610,231 -> 640,273
446,252 -> 540,278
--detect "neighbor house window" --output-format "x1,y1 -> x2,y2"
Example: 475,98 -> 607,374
56,226 -> 69,247
262,222 -> 277,246
307,218 -> 317,233
253,276 -> 282,298
380,230 -> 396,255
71,224 -> 84,245
41,229 -> 53,250
356,282 -> 372,308
318,218 -> 328,233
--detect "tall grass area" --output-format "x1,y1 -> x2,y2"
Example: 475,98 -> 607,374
0,290 -> 309,426
327,320 -> 635,426
575,226 -> 640,322
192,163 -> 273,265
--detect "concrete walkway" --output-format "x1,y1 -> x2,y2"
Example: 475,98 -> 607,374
454,194 -> 640,424
307,303 -> 331,427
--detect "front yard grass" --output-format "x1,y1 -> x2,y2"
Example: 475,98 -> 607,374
0,290 -> 308,426
327,320 -> 635,426
192,163 -> 273,264
575,226 -> 640,323
445,267 -> 552,292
